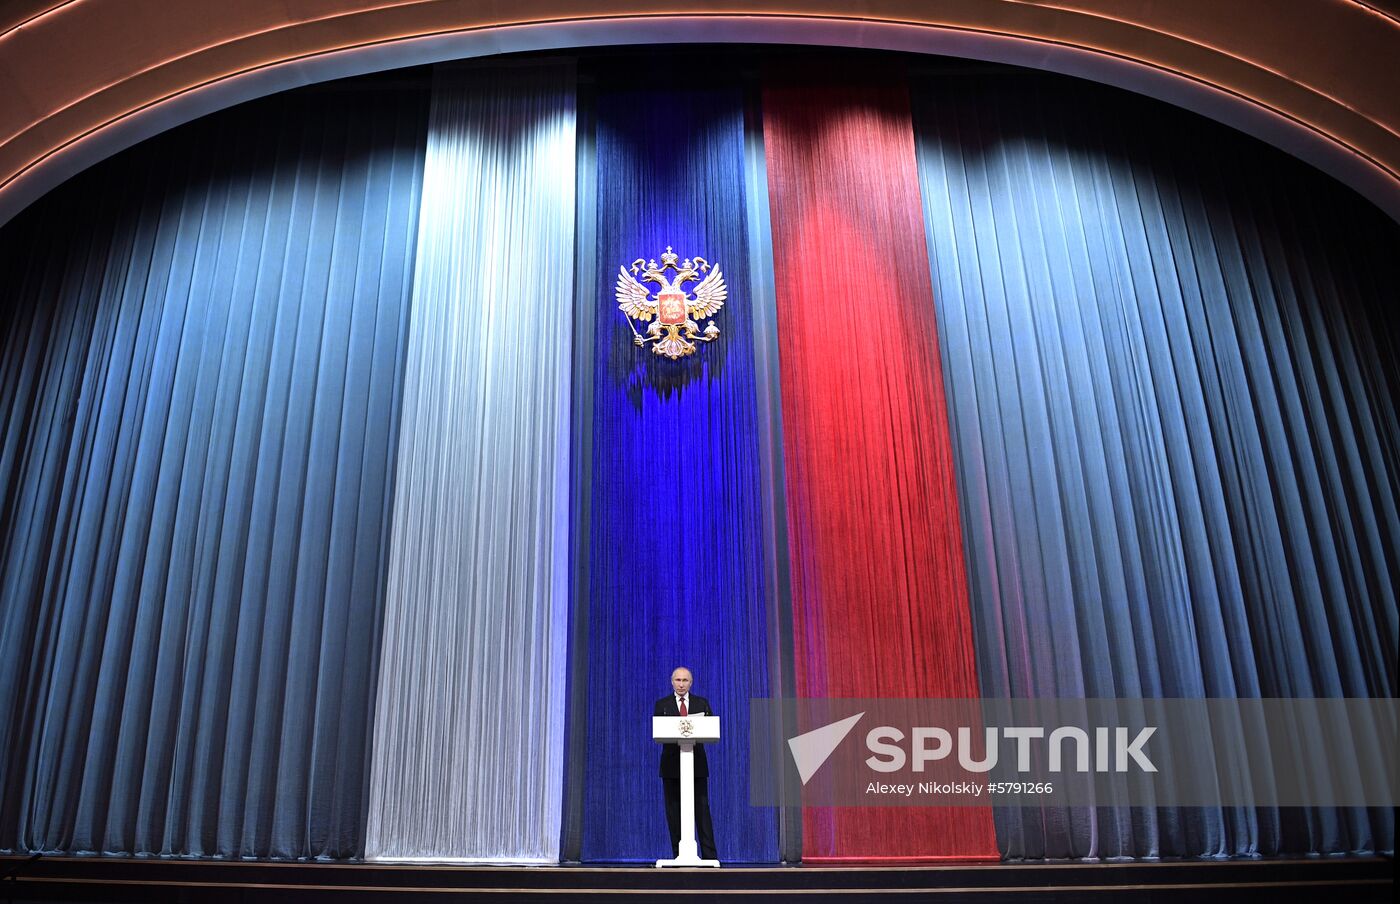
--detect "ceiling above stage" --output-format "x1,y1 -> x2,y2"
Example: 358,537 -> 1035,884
1,0 -> 1397,226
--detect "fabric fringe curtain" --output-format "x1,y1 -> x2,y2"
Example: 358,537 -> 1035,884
913,74 -> 1397,859
760,71 -> 1000,861
575,70 -> 779,863
0,84 -> 426,857
364,64 -> 576,863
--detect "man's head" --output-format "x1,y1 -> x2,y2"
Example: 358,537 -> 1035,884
671,667 -> 693,697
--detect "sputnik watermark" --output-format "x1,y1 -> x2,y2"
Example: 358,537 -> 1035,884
863,781 -> 1057,801
787,712 -> 1156,787
750,698 -> 1398,808
864,725 -> 1157,774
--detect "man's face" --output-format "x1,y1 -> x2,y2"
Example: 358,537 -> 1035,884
671,669 -> 692,697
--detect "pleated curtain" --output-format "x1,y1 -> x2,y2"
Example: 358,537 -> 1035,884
573,71 -> 779,863
364,64 -> 576,863
760,70 -> 1000,862
912,73 -> 1398,859
0,84 -> 427,857
1,52 -> 1396,868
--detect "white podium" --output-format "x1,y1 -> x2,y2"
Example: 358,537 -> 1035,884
652,714 -> 721,868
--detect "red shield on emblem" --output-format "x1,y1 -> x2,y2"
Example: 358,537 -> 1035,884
658,290 -> 686,325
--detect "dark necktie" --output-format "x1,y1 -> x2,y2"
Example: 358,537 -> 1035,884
679,696 -> 688,716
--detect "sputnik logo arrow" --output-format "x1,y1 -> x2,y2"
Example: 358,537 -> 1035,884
787,712 -> 865,785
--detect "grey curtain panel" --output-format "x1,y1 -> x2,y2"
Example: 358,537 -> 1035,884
0,84 -> 427,857
913,74 -> 1397,859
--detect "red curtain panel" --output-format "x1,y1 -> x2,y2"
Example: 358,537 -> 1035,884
762,72 -> 999,861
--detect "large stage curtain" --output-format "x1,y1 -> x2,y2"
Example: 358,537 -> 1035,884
913,73 -> 1398,859
761,72 -> 1000,861
364,64 -> 575,863
574,71 -> 779,863
0,84 -> 427,857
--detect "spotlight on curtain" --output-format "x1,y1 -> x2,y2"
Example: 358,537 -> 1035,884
913,73 -> 1398,859
0,82 -> 427,858
364,63 -> 576,863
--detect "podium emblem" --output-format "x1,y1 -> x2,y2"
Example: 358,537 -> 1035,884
616,246 -> 727,359
677,719 -> 695,738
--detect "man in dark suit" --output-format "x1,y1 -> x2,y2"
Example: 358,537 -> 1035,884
654,667 -> 718,861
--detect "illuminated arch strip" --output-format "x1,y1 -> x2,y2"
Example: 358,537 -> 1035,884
0,2 -> 1395,228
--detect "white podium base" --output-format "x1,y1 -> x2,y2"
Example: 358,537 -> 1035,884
656,839 -> 720,868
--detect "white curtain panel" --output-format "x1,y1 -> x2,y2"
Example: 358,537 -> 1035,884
365,63 -> 576,863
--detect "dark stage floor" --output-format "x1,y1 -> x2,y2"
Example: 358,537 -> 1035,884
1,853 -> 1393,903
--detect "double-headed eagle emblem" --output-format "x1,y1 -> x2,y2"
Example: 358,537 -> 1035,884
616,246 -> 726,359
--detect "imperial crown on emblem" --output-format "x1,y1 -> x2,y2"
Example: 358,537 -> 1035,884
615,246 -> 727,359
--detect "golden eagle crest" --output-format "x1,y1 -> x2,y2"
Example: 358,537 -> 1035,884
615,246 -> 726,359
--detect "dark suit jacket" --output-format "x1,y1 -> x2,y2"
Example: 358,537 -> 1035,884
654,694 -> 714,779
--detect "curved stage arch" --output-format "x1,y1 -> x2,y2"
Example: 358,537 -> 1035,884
0,48 -> 1395,866
0,0 -> 1397,227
